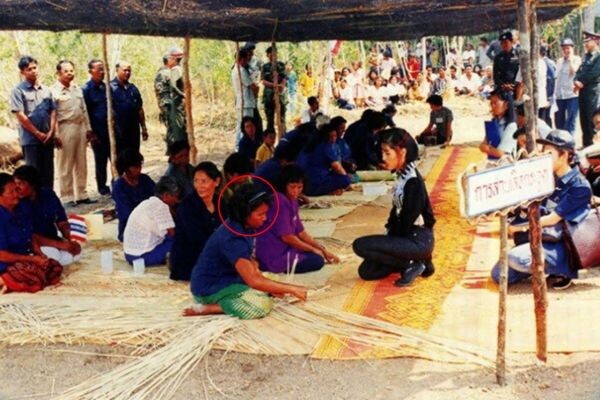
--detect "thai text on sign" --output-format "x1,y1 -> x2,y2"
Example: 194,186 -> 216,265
461,155 -> 555,218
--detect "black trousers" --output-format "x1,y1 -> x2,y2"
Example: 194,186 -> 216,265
22,144 -> 54,188
92,138 -> 111,192
352,227 -> 434,281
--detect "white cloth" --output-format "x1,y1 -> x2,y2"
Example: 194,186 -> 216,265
459,74 -> 482,92
300,108 -> 321,123
367,85 -> 388,106
497,120 -> 518,154
338,85 -> 355,104
41,246 -> 81,266
477,46 -> 492,68
123,197 -> 175,256
462,50 -> 476,63
231,63 -> 256,109
555,55 -> 582,100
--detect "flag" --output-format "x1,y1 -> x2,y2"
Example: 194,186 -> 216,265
68,214 -> 88,243
329,40 -> 343,57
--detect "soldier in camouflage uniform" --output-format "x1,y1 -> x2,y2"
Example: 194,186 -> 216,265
261,46 -> 287,133
155,46 -> 187,148
575,31 -> 600,147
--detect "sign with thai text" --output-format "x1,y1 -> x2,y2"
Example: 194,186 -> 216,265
461,155 -> 555,218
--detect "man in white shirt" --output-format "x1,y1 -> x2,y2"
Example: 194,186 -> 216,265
123,176 -> 179,266
231,48 -> 258,148
462,43 -> 476,67
300,96 -> 321,123
457,65 -> 482,96
554,38 -> 582,135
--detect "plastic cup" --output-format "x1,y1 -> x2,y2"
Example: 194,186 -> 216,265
133,258 -> 145,277
100,250 -> 113,274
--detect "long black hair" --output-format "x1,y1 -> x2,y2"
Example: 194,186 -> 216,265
13,165 -> 41,194
379,128 -> 419,165
228,183 -> 272,225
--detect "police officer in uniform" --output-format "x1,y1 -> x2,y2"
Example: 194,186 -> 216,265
261,46 -> 287,133
493,31 -> 522,103
574,31 -> 600,147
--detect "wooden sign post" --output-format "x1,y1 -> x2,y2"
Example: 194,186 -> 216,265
459,154 -> 554,385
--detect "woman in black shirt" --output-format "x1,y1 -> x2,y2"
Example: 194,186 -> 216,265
352,128 -> 436,287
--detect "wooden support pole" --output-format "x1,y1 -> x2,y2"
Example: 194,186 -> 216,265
102,32 -> 118,180
496,214 -> 509,386
517,0 -> 548,363
271,41 -> 283,140
183,36 -> 197,165
234,41 -> 245,148
421,37 -> 427,72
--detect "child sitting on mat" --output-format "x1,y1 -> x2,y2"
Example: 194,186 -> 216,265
184,183 -> 308,320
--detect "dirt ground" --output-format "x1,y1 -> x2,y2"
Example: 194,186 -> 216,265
1,97 -> 599,400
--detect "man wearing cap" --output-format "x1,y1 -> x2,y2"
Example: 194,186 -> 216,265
575,31 -> 600,147
154,47 -> 186,148
555,38 -> 581,136
261,46 -> 287,133
111,61 -> 148,155
492,129 -> 591,289
493,31 -> 522,101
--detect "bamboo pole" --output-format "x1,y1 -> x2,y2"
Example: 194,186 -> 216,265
421,37 -> 427,72
517,0 -> 547,363
496,214 -> 509,386
234,41 -> 244,148
271,41 -> 283,140
183,36 -> 197,165
102,32 -> 118,180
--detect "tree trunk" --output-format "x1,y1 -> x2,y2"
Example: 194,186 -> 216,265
183,36 -> 197,164
496,215 -> 509,385
102,33 -> 118,180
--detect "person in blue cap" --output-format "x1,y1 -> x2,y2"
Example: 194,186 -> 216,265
575,31 -> 600,147
491,129 -> 592,290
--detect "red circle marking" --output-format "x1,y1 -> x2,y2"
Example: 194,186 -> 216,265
217,174 -> 280,237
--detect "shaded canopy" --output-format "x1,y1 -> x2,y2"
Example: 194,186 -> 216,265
0,0 -> 586,42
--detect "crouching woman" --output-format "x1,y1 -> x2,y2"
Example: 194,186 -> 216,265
352,128 -> 436,287
184,184 -> 308,319
491,130 -> 592,290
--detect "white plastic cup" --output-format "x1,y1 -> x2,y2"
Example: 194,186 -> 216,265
133,258 -> 145,277
100,250 -> 113,274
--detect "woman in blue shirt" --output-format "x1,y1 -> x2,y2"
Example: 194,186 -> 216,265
479,89 -> 517,160
170,162 -> 223,281
112,149 -> 155,241
0,174 -> 67,293
184,184 -> 308,320
297,123 -> 352,196
491,130 -> 592,290
238,116 -> 262,171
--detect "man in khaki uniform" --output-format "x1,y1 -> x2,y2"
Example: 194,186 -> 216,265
51,60 -> 97,207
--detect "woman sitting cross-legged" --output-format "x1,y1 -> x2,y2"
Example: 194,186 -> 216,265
490,130 -> 592,290
13,165 -> 82,266
169,162 -> 223,281
352,128 -> 436,287
0,173 -> 66,294
184,183 -> 308,320
297,123 -> 352,196
123,176 -> 180,266
256,165 -> 339,274
112,149 -> 156,242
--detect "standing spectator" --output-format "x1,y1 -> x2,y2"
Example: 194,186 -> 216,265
154,46 -> 186,148
554,38 -> 581,136
575,31 -> 600,147
110,61 -> 148,155
299,64 -> 316,100
242,42 -> 263,134
407,54 -> 421,80
10,56 -> 56,188
51,60 -> 95,207
494,31 -> 522,101
539,46 -> 556,126
446,48 -> 458,68
351,61 -> 366,107
231,47 -> 258,148
285,62 -> 298,117
261,46 -> 287,132
380,49 -> 397,80
462,43 -> 476,67
486,37 -> 503,62
478,37 -> 492,68
82,59 -> 111,196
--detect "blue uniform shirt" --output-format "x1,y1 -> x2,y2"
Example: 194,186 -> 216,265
112,174 -> 155,241
0,202 -> 34,273
255,157 -> 282,186
190,220 -> 253,297
110,78 -> 143,141
82,79 -> 108,139
238,135 -> 261,163
9,81 -> 55,146
545,166 -> 592,223
28,187 -> 68,240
